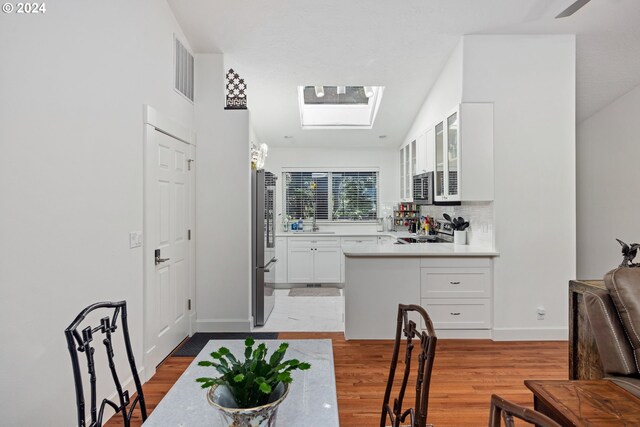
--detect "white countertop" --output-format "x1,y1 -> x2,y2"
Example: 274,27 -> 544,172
342,242 -> 498,257
276,231 -> 410,238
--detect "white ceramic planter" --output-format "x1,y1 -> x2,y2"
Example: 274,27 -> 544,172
454,230 -> 467,245
207,383 -> 289,427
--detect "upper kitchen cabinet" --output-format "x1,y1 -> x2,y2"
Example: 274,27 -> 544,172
400,134 -> 430,200
399,142 -> 413,200
434,103 -> 494,202
414,132 -> 430,175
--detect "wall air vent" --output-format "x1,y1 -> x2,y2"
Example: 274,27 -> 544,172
174,36 -> 194,102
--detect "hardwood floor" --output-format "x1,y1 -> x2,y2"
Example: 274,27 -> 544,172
107,333 -> 567,426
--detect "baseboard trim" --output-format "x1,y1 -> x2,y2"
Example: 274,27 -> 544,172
436,329 -> 493,339
492,327 -> 568,341
196,318 -> 252,332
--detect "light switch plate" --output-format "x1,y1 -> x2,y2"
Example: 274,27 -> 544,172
129,231 -> 142,248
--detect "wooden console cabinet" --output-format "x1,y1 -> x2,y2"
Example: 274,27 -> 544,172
568,280 -> 605,380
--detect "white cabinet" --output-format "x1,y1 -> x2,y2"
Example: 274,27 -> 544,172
341,237 -> 378,245
314,247 -> 342,283
434,107 -> 460,203
414,132 -> 428,175
287,246 -> 315,283
433,103 -> 494,202
419,257 -> 492,330
377,235 -> 396,245
275,237 -> 288,283
340,237 -> 378,281
399,140 -> 417,200
287,237 -> 342,284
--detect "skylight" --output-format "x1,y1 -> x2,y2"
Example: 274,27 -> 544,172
298,86 -> 384,129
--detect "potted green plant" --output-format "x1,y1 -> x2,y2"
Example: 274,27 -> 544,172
196,338 -> 311,427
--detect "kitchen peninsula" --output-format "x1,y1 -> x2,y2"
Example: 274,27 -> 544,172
343,242 -> 498,340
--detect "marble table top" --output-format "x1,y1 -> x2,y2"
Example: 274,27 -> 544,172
142,339 -> 339,427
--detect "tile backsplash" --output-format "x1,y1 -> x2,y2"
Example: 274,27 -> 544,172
420,201 -> 494,247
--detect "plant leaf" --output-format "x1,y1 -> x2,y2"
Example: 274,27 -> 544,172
298,362 -> 311,370
259,381 -> 272,394
233,374 -> 245,383
210,351 -> 221,359
197,361 -> 213,366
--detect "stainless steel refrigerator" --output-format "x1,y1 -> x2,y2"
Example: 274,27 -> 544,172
252,169 -> 277,326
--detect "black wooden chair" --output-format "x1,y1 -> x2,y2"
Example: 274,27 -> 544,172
65,301 -> 147,427
489,394 -> 561,427
381,304 -> 438,427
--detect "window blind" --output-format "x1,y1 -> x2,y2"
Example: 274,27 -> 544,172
284,171 -> 378,222
331,171 -> 378,221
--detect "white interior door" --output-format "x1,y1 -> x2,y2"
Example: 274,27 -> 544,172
144,124 -> 191,370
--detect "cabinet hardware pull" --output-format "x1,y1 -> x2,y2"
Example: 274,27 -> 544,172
450,312 -> 461,316
450,281 -> 461,285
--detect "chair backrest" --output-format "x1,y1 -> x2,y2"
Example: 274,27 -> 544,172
489,394 -> 561,427
584,267 -> 640,377
64,301 -> 146,427
380,304 -> 437,427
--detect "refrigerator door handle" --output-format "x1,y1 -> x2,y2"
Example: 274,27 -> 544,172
259,257 -> 278,272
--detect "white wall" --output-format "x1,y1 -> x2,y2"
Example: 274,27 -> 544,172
577,84 -> 640,279
194,55 -> 253,331
265,146 -> 398,231
403,35 -> 576,340
462,35 -> 576,340
0,1 -> 194,425
401,40 -> 463,146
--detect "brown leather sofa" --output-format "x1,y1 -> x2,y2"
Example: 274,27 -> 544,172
583,267 -> 640,397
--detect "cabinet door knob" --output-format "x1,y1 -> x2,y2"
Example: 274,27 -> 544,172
450,312 -> 461,316
450,281 -> 461,285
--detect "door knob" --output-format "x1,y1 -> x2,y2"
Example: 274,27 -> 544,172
155,249 -> 170,265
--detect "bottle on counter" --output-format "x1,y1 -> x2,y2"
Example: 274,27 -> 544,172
298,219 -> 304,231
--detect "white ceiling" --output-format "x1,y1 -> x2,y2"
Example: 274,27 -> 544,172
167,0 -> 640,148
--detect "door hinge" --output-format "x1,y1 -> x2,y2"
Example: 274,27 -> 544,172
188,229 -> 191,240
188,299 -> 191,310
188,159 -> 194,170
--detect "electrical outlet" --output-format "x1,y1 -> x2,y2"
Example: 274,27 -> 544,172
537,306 -> 546,320
129,231 -> 142,249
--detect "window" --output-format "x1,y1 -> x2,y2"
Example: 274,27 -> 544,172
297,86 -> 385,129
284,171 -> 378,222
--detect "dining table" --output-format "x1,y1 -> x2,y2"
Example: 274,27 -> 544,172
142,338 -> 339,426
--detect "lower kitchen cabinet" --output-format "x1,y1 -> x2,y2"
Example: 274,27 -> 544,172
421,298 -> 491,329
287,237 -> 342,283
314,247 -> 342,283
419,257 -> 492,330
287,246 -> 315,283
340,237 -> 378,283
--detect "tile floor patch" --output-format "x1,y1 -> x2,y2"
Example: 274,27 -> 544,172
254,289 -> 344,332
